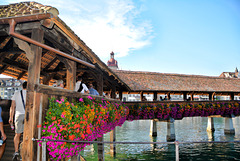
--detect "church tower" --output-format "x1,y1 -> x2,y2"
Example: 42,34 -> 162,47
107,51 -> 118,70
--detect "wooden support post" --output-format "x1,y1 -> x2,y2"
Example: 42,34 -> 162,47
209,93 -> 214,101
153,92 -> 157,101
190,93 -> 193,101
166,118 -> 175,141
110,130 -> 116,158
111,86 -> 116,99
150,119 -> 157,137
167,93 -> 171,100
230,93 -> 234,101
140,91 -> 144,101
119,91 -> 123,101
21,28 -> 44,161
97,137 -> 104,161
37,93 -> 49,161
183,92 -> 187,101
224,117 -> 235,134
206,117 -> 215,132
66,60 -> 76,90
97,73 -> 103,96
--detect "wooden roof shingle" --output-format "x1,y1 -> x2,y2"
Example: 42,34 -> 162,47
114,70 -> 240,93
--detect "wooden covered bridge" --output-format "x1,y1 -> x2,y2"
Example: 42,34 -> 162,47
0,2 -> 130,161
0,1 -> 240,161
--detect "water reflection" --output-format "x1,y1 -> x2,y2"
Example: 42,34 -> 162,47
81,117 -> 240,161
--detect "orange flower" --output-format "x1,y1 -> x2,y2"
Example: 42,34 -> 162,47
69,135 -> 75,140
81,134 -> 85,139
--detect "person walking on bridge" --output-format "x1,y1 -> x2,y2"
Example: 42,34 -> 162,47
9,82 -> 27,161
0,97 -> 7,159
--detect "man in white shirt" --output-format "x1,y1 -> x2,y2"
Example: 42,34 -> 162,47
75,76 -> 89,94
9,82 -> 27,160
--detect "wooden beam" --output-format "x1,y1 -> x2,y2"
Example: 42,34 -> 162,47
22,28 -> 44,161
0,54 -> 22,74
17,71 -> 27,80
0,36 -> 11,49
42,56 -> 58,71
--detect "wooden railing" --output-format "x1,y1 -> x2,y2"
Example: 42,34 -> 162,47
124,100 -> 239,106
35,84 -> 120,103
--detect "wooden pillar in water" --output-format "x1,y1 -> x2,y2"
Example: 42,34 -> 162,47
166,118 -> 175,141
206,117 -> 215,132
150,119 -> 157,136
224,117 -> 235,134
98,137 -> 104,161
110,130 -> 116,157
19,28 -> 44,161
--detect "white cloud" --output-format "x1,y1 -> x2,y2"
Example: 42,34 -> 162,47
7,0 -> 153,59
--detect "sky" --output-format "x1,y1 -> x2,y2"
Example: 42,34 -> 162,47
1,0 -> 240,78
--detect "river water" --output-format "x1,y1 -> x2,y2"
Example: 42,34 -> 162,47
81,117 -> 240,161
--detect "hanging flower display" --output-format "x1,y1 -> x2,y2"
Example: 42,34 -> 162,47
127,102 -> 240,121
40,97 -> 129,160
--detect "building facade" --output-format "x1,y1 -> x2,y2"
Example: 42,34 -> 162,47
0,78 -> 22,99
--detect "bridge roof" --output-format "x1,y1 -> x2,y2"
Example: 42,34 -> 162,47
0,2 -> 130,91
114,70 -> 240,93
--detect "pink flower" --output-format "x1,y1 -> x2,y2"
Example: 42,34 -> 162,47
79,98 -> 83,102
87,96 -> 93,100
61,114 -> 65,118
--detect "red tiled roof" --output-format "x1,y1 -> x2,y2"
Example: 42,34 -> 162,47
107,58 -> 118,67
114,70 -> 240,92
